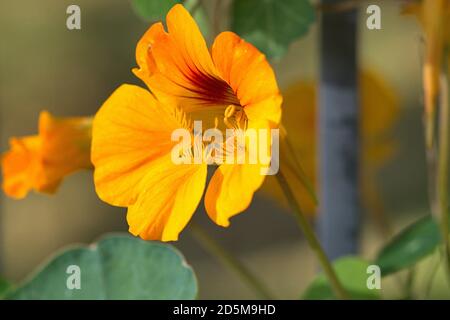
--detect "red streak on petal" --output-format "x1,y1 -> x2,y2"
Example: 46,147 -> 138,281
177,63 -> 240,106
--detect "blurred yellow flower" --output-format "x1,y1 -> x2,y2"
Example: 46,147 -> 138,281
1,111 -> 92,199
91,4 -> 282,241
263,71 -> 399,215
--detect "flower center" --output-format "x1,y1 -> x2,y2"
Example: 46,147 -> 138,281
181,71 -> 248,134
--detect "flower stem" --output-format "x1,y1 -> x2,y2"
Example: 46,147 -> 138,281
189,222 -> 275,299
276,171 -> 349,299
423,250 -> 441,299
437,73 -> 450,279
280,130 -> 318,205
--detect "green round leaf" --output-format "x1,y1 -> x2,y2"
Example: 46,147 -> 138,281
231,0 -> 316,59
131,0 -> 181,22
303,257 -> 380,300
375,215 -> 446,276
8,234 -> 197,300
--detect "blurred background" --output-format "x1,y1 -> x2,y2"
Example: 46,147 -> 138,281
0,0 -> 447,299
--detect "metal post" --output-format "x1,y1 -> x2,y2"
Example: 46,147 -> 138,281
318,0 -> 360,260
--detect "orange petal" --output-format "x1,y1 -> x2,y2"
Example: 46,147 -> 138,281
91,84 -> 188,207
133,4 -> 228,111
205,163 -> 265,227
212,31 -> 280,108
39,111 -> 92,186
1,136 -> 43,199
165,4 -> 217,76
127,154 -> 207,241
245,94 -> 283,126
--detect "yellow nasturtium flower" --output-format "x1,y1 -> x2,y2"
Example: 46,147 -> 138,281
91,4 -> 282,241
403,0 -> 450,147
1,111 -> 92,199
263,71 -> 399,215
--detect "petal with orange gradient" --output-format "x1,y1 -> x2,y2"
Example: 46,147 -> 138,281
244,94 -> 282,126
205,162 -> 266,227
204,116 -> 277,226
133,4 -> 233,110
1,136 -> 43,199
127,154 -> 207,241
91,84 -> 188,207
39,111 -> 92,184
211,31 -> 280,108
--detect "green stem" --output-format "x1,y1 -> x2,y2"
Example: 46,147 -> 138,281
189,222 -> 275,299
423,250 -> 441,299
281,131 -> 318,205
437,73 -> 450,279
403,268 -> 415,300
276,171 -> 349,300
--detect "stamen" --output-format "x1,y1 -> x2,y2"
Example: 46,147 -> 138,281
214,117 -> 219,129
223,116 -> 234,129
223,105 -> 247,130
224,105 -> 237,118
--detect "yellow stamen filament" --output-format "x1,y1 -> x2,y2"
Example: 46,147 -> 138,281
223,104 -> 247,130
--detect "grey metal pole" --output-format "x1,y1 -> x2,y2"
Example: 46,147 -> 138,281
318,1 -> 360,260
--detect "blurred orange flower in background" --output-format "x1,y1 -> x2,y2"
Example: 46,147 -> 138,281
1,111 -> 92,199
263,71 -> 400,216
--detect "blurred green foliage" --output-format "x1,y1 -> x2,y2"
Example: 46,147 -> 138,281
375,213 -> 450,276
303,257 -> 380,300
131,0 -> 181,22
0,277 -> 11,299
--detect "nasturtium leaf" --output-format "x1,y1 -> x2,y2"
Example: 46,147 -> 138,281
131,0 -> 181,22
303,257 -> 380,300
131,0 -> 210,38
375,214 -> 449,276
231,0 -> 316,59
8,234 -> 197,300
